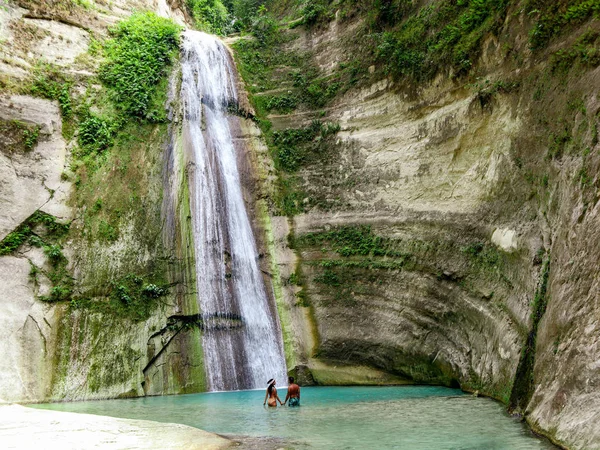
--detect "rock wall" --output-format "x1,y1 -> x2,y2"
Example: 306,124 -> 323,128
0,0 -> 208,402
233,3 -> 600,449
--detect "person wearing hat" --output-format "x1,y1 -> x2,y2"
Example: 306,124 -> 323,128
263,378 -> 284,407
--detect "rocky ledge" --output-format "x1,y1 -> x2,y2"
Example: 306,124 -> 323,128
0,404 -> 232,449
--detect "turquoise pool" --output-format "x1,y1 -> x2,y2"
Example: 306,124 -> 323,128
32,386 -> 556,449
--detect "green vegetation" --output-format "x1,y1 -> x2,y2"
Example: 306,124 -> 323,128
23,125 -> 40,150
0,211 -> 72,303
0,119 -> 41,153
186,0 -> 231,34
109,274 -> 169,321
233,29 -> 350,216
527,0 -> 600,49
0,13 -> 182,320
375,0 -> 510,80
97,220 -> 119,242
0,211 -> 69,256
69,118 -> 174,319
272,120 -> 340,171
78,115 -> 116,154
295,225 -> 407,257
70,273 -> 169,322
292,225 -> 512,307
100,12 -> 181,121
550,29 -> 600,73
302,0 -> 331,26
24,63 -> 73,119
460,242 -> 501,269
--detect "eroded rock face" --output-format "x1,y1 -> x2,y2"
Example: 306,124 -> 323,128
0,95 -> 71,403
22,18 -> 91,66
242,8 -> 600,450
0,255 -> 58,402
0,95 -> 69,240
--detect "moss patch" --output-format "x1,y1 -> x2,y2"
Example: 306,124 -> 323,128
0,119 -> 41,153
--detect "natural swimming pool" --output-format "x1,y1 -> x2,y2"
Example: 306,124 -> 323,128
32,386 -> 556,449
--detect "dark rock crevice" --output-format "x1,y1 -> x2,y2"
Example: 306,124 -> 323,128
509,257 -> 551,415
142,312 -> 245,378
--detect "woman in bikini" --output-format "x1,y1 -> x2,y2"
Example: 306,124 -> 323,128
263,378 -> 283,407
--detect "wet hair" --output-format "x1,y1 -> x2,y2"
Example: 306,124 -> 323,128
267,378 -> 275,395
288,376 -> 294,384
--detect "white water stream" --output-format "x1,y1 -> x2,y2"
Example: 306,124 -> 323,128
181,30 -> 287,391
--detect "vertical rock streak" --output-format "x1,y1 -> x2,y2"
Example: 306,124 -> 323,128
181,30 -> 287,391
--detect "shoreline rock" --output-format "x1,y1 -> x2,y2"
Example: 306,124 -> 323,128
0,404 -> 232,449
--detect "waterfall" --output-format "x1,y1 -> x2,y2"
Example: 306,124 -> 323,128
180,30 -> 287,391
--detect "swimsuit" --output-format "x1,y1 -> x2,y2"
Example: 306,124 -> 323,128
288,397 -> 300,407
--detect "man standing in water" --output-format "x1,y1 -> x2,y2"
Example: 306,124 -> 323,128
284,376 -> 300,407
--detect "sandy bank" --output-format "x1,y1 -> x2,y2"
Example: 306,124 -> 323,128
0,404 -> 232,449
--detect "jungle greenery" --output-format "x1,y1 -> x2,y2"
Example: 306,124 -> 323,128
75,12 -> 181,155
373,0 -> 512,79
186,0 -> 230,34
100,12 -> 181,121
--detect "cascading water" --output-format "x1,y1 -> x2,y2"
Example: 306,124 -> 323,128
180,30 -> 287,391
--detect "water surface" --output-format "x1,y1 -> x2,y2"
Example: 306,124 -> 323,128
33,386 -> 555,449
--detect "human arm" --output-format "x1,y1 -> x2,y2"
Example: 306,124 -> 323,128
263,390 -> 268,406
275,388 -> 284,405
283,389 -> 290,405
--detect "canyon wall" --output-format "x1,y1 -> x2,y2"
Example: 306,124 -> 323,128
233,2 -> 600,449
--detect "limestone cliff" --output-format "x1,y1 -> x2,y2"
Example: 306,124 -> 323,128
0,0 -> 206,402
231,2 -> 600,449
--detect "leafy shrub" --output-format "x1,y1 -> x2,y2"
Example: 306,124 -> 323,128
78,115 -> 115,153
0,211 -> 69,256
22,126 -> 40,151
296,226 -> 392,256
187,0 -> 231,34
550,29 -> 600,72
265,94 -> 299,112
272,120 -> 340,171
368,0 -> 414,27
44,244 -> 65,265
291,69 -> 342,108
303,0 -> 328,25
252,6 -> 279,44
375,0 -> 509,80
110,274 -> 168,321
98,220 -> 118,242
230,0 -> 266,29
142,283 -> 167,298
29,211 -> 70,236
0,119 -> 41,152
0,226 -> 31,255
100,12 -> 182,121
529,0 -> 600,49
40,285 -> 72,302
25,64 -> 73,119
